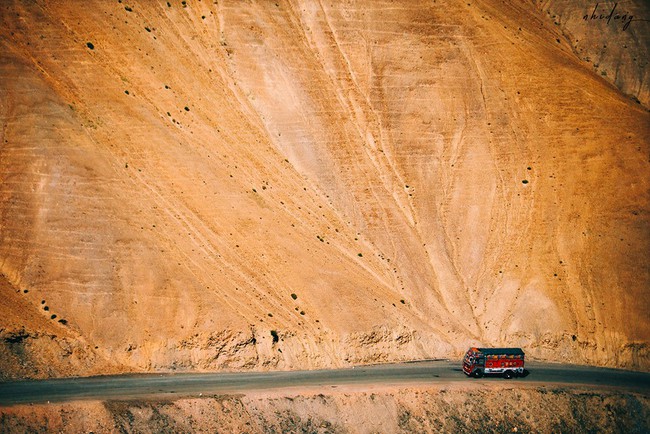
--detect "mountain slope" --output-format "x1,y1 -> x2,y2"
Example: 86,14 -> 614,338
0,0 -> 648,378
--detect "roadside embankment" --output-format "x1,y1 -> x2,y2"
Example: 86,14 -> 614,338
1,384 -> 648,433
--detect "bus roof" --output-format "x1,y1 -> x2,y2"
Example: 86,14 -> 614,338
477,347 -> 525,356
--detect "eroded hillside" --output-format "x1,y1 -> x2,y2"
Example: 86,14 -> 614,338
535,0 -> 650,106
0,0 -> 648,378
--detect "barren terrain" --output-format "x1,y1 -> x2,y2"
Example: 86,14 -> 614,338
1,0 -> 649,381
2,384 -> 649,433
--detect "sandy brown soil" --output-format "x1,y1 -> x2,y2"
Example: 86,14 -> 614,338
0,0 -> 648,379
1,384 -> 648,433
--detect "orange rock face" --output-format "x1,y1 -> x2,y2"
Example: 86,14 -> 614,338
0,0 -> 648,378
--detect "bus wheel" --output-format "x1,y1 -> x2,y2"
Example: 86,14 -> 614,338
503,370 -> 513,379
473,370 -> 483,378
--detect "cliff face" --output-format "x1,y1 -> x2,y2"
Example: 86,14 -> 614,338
0,0 -> 648,378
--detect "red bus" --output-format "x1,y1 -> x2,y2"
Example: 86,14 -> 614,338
463,347 -> 525,379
